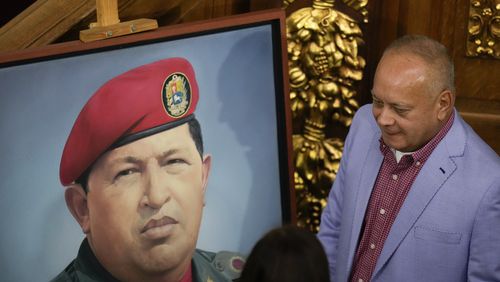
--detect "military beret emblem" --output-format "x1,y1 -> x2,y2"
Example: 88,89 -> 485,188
162,72 -> 191,118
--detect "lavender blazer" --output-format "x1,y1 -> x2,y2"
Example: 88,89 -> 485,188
318,104 -> 500,282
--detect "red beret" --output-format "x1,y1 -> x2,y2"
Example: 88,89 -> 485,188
60,57 -> 199,186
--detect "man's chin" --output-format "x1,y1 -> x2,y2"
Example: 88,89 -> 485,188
382,134 -> 397,146
382,135 -> 409,151
137,245 -> 190,274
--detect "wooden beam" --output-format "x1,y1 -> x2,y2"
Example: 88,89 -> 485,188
80,18 -> 158,42
0,0 -> 95,52
0,0 -> 183,52
80,0 -> 157,42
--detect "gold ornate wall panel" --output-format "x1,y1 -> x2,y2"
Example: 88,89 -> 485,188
466,0 -> 500,58
284,0 -> 368,232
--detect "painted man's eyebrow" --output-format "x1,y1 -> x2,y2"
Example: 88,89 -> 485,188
111,156 -> 142,164
157,149 -> 180,160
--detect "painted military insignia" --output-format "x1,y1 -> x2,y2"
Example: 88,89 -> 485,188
162,72 -> 191,118
230,256 -> 245,273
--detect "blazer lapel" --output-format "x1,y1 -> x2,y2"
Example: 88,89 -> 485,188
372,112 -> 465,278
346,135 -> 383,273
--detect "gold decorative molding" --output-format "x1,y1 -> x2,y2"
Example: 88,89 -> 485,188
284,0 -> 367,232
341,0 -> 369,23
466,0 -> 500,58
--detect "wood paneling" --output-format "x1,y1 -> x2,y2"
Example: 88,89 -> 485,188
456,97 -> 500,153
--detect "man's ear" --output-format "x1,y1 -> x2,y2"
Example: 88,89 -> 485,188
437,89 -> 454,121
64,184 -> 90,234
201,155 -> 212,204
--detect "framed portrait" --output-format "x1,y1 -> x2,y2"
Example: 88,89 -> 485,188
0,9 -> 294,281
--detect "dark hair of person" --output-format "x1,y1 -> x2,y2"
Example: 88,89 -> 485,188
76,117 -> 203,191
188,117 -> 204,158
240,225 -> 330,282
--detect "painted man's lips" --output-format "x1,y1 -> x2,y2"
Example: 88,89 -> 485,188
141,216 -> 178,240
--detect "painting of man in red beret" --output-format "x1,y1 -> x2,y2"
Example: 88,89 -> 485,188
53,58 -> 244,282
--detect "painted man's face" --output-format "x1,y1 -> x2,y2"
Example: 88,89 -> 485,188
84,123 -> 211,278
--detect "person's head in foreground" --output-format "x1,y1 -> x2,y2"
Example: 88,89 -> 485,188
240,225 -> 330,282
57,57 -> 216,281
371,34 -> 455,152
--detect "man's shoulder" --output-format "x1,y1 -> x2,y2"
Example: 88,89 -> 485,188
50,258 -> 112,282
451,113 -> 500,167
341,104 -> 379,155
193,249 -> 246,281
350,104 -> 378,134
50,260 -> 79,282
50,239 -> 118,282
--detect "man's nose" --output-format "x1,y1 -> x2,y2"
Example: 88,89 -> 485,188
376,107 -> 395,126
142,164 -> 170,209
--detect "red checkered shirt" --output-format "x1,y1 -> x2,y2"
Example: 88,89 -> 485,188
350,112 -> 455,282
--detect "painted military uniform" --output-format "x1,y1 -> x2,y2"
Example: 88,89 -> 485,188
52,239 -> 244,282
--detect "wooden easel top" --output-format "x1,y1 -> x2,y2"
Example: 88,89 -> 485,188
80,0 -> 158,43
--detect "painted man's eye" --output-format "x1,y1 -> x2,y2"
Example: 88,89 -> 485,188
115,168 -> 138,180
167,159 -> 187,165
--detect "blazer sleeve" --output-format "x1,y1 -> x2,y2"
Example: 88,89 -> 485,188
317,146 -> 347,279
467,176 -> 500,281
317,107 -> 361,279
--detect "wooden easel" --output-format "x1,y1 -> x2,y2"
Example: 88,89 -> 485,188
79,0 -> 158,42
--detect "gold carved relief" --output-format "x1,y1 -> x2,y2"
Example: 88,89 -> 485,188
284,0 -> 367,232
466,0 -> 500,58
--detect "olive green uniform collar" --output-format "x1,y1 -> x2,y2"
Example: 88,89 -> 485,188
52,239 -> 239,282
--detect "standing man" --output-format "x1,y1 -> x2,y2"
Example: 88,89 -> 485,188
318,35 -> 500,282
53,58 -> 244,281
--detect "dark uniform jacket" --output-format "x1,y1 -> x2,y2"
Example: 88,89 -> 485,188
52,239 -> 244,282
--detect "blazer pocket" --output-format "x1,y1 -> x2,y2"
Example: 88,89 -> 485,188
414,226 -> 462,244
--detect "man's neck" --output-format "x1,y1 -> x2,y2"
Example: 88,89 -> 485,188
114,263 -> 191,282
87,237 -> 192,282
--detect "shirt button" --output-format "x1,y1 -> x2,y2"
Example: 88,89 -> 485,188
416,161 -> 421,166
358,279 -> 364,282
370,243 -> 376,250
392,174 -> 398,180
380,208 -> 386,215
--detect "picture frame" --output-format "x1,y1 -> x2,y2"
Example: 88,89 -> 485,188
0,9 -> 294,281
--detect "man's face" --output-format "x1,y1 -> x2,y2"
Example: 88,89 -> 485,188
371,52 -> 447,152
84,123 -> 210,278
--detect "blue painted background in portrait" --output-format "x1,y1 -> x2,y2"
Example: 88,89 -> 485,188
0,25 -> 284,281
